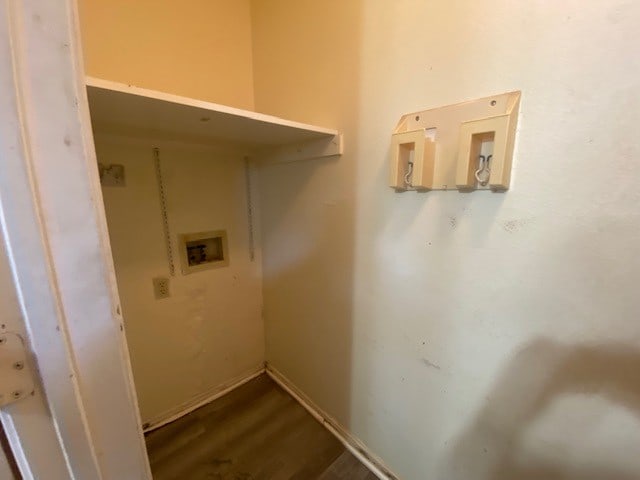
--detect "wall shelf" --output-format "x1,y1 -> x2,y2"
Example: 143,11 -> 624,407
86,76 -> 342,162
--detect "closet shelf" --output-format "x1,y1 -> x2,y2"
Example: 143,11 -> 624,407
86,76 -> 342,162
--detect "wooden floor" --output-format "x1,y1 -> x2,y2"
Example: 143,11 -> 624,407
146,374 -> 378,480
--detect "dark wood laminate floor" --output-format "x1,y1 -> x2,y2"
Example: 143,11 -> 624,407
146,374 -> 378,480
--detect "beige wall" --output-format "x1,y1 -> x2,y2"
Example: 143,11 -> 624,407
80,1 -> 640,477
78,0 -> 255,109
97,135 -> 264,423
252,1 -> 640,479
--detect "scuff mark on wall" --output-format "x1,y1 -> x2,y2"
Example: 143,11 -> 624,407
502,218 -> 534,233
421,358 -> 441,370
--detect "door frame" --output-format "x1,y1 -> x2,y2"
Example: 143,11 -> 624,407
0,0 -> 150,478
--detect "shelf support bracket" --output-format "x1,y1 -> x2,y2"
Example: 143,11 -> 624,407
258,134 -> 343,164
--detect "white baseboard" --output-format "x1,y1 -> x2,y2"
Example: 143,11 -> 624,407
143,366 -> 265,433
265,364 -> 399,480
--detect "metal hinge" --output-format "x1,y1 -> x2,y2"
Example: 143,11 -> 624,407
0,333 -> 35,406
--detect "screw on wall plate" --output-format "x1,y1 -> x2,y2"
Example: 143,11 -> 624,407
13,361 -> 24,370
12,391 -> 22,399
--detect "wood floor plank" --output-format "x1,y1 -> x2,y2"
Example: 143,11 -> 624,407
145,374 -> 377,480
152,389 -> 289,478
318,452 -> 380,480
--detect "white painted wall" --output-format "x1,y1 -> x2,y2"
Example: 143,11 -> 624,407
96,135 -> 264,424
252,1 -> 640,479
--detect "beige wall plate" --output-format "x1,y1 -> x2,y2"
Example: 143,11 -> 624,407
390,91 -> 520,191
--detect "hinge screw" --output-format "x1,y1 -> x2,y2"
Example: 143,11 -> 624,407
13,361 -> 24,370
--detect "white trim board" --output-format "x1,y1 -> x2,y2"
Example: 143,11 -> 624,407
0,0 -> 151,477
265,364 -> 399,480
142,367 -> 265,433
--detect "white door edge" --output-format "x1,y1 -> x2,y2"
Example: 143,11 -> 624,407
0,0 -> 151,478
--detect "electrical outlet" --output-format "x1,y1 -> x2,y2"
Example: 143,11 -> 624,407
152,277 -> 170,299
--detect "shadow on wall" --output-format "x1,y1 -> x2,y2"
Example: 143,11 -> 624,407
443,337 -> 640,480
254,0 -> 364,434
